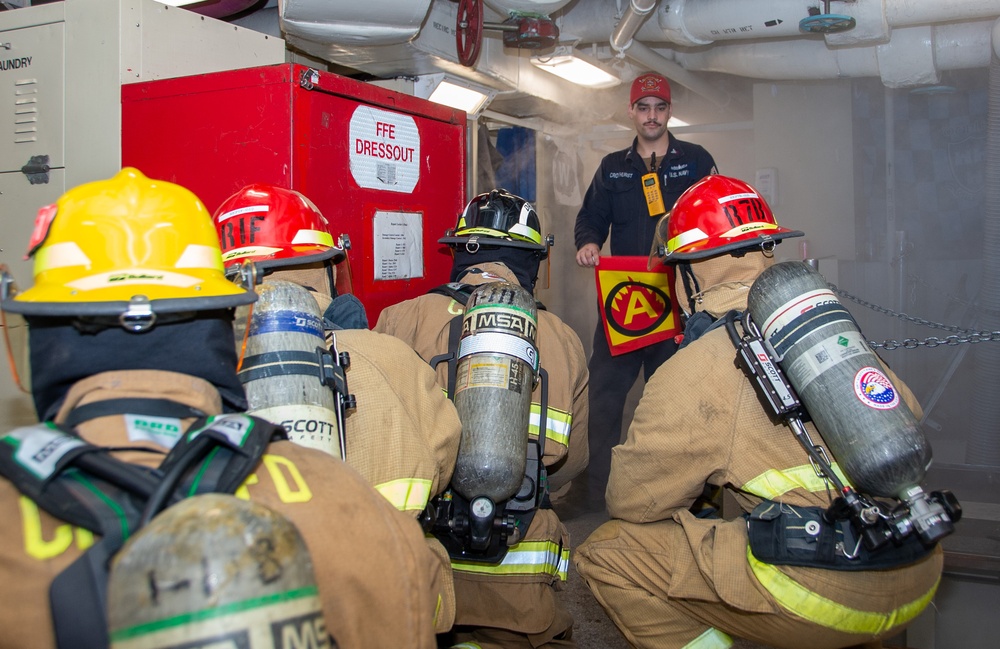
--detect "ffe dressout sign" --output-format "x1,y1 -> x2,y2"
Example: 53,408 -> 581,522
349,106 -> 420,193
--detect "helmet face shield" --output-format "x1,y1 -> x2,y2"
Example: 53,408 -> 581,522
648,212 -> 672,270
459,198 -> 530,239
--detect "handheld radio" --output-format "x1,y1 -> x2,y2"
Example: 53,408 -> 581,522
642,152 -> 666,217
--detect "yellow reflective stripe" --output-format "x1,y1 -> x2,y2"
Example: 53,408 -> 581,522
450,644 -> 481,649
452,539 -> 569,580
747,547 -> 939,634
682,627 -> 733,649
375,478 -> 433,512
742,463 -> 851,499
528,403 -> 572,447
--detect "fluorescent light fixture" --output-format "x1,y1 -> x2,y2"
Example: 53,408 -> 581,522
668,117 -> 689,128
530,47 -> 621,89
414,74 -> 496,117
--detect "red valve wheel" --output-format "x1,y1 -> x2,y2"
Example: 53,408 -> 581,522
456,0 -> 483,67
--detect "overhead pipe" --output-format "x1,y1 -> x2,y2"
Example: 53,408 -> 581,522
484,0 -> 574,15
609,0 -> 658,53
558,0 -> 1000,49
280,0 -> 433,45
661,21 -> 994,87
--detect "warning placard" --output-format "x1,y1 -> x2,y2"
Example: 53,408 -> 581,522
373,210 -> 423,280
349,106 -> 420,193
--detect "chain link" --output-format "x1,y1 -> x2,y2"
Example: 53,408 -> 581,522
827,283 -> 1000,350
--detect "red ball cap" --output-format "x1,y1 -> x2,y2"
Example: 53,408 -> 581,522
630,72 -> 671,105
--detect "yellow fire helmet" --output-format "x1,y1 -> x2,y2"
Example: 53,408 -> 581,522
2,168 -> 255,328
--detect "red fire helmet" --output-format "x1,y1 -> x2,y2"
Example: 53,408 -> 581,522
655,175 -> 803,262
214,184 -> 345,272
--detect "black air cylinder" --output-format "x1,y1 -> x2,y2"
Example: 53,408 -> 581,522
451,281 -> 539,503
747,261 -> 931,499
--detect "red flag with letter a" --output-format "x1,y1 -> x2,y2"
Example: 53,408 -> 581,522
595,256 -> 680,356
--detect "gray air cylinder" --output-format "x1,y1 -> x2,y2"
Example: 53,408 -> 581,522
746,261 -> 932,499
451,281 -> 540,503
107,494 -> 329,649
237,279 -> 341,458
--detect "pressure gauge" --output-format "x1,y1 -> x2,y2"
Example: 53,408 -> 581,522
470,496 -> 494,519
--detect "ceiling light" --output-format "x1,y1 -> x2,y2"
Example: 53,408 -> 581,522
414,74 -> 496,117
530,47 -> 621,89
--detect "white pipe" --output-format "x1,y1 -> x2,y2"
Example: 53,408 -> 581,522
558,0 -> 1000,48
657,0 -> 808,47
665,21 -> 993,86
484,0 -> 574,16
995,14 -> 1000,58
610,0 -> 658,53
281,0 -> 433,45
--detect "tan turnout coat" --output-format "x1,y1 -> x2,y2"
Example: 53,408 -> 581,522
0,370 -> 451,649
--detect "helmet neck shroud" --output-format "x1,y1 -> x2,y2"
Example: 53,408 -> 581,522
675,249 -> 774,319
27,310 -> 247,421
450,246 -> 541,293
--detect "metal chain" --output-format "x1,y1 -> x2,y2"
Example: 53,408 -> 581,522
827,283 -> 1000,350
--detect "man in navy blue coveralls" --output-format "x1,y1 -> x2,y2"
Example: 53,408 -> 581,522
569,72 -> 718,515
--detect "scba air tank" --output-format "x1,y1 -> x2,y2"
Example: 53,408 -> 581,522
237,279 -> 341,458
452,281 -> 539,503
107,494 -> 329,649
746,261 -> 931,499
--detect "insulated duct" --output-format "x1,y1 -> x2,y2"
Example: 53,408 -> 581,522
484,0 -> 572,14
967,16 -> 1000,467
559,0 -> 998,90
662,21 -> 994,88
280,0 -> 433,45
558,0 -> 1000,49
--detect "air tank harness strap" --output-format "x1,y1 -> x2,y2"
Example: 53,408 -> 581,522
746,500 -> 933,571
0,414 -> 285,649
678,309 -> 738,350
61,397 -> 207,428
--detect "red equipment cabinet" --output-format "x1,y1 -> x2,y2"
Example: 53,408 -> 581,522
122,63 -> 467,325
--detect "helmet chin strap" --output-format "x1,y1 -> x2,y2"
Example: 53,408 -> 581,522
325,260 -> 338,298
679,262 -> 700,315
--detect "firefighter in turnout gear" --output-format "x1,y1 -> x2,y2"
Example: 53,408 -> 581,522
214,183 -> 463,632
573,175 -> 946,649
374,189 -> 589,648
0,168 -> 449,649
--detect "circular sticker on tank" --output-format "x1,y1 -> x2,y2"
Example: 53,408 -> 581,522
853,366 -> 899,410
349,106 -> 420,193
